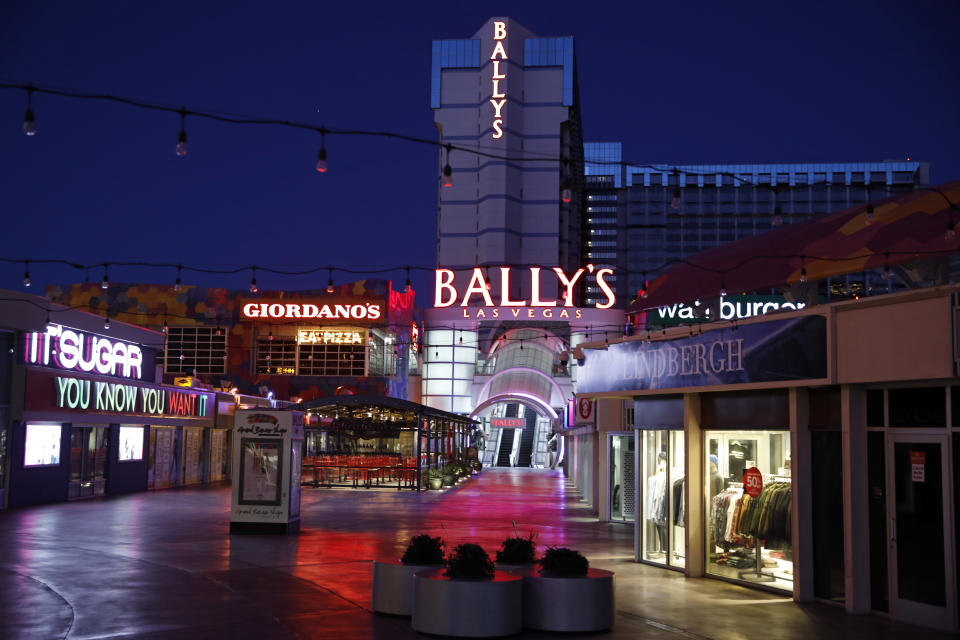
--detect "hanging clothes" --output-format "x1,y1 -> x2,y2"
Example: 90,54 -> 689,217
645,472 -> 668,524
672,476 -> 685,527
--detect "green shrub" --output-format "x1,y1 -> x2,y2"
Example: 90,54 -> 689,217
538,547 -> 589,577
401,534 -> 444,565
444,543 -> 495,579
496,532 -> 537,564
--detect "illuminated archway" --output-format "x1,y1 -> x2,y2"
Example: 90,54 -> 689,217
470,393 -> 558,422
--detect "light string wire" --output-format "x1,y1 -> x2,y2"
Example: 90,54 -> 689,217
2,81 -> 957,292
5,81 -> 958,188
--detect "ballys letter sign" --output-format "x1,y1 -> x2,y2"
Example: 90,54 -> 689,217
434,266 -> 616,309
490,21 -> 507,139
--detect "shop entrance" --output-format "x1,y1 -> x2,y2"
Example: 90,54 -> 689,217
885,433 -> 956,630
149,426 -> 179,490
68,426 -> 107,499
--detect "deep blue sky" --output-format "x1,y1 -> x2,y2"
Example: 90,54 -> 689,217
1,1 -> 958,302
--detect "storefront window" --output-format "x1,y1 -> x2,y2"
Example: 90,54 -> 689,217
24,423 -> 61,466
640,430 -> 685,567
609,434 -> 635,522
705,430 -> 793,592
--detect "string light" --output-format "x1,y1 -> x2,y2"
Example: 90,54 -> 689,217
22,260 -> 30,287
561,184 -> 572,203
249,266 -> 258,294
101,264 -> 109,290
316,129 -> 328,173
799,257 -> 807,283
174,264 -> 182,292
162,316 -> 168,335
669,170 -> 681,209
772,205 -> 783,227
946,220 -> 956,242
326,267 -> 334,294
865,201 -> 875,225
23,86 -> 36,136
175,108 -> 187,157
103,311 -> 110,330
442,144 -> 453,188
405,266 -> 412,293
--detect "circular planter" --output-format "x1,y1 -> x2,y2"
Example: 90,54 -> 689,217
371,560 -> 441,616
428,477 -> 443,490
495,562 -> 536,574
519,567 -> 615,632
442,474 -> 456,486
412,568 -> 523,637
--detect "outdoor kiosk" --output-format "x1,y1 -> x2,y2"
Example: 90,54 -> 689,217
230,409 -> 303,534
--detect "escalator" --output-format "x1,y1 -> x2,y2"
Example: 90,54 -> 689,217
496,430 -> 515,467
515,408 -> 536,468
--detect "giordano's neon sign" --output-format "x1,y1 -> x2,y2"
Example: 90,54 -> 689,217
434,266 -> 615,312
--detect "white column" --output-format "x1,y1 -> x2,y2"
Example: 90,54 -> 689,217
683,393 -> 704,578
790,387 -> 814,602
842,384 -> 871,613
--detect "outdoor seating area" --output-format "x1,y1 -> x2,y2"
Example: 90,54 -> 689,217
297,395 -> 477,491
303,453 -> 419,489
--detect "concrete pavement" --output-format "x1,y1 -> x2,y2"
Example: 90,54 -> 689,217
0,468 -> 950,639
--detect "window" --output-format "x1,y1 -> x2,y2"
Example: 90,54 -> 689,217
165,327 -> 227,375
256,337 -> 298,375
24,423 -> 61,466
119,426 -> 144,461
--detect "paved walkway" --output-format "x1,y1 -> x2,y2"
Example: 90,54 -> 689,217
0,468 -> 952,639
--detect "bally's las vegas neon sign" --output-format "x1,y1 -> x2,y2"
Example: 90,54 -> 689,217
490,21 -> 507,139
434,266 -> 615,310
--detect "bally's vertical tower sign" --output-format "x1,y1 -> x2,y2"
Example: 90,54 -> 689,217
490,21 -> 507,139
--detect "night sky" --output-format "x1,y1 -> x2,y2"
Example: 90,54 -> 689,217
2,1 -> 958,303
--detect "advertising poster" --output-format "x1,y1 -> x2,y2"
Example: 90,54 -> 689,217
24,423 -> 61,466
118,426 -> 144,461
239,439 -> 282,504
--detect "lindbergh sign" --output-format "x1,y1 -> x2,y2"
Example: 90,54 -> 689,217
434,266 -> 615,309
240,300 -> 384,323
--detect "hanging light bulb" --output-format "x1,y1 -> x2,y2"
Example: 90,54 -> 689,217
442,163 -> 453,187
216,325 -> 222,337
101,264 -> 109,290
405,266 -> 412,293
669,170 -> 682,209
316,129 -> 328,173
268,330 -> 274,341
103,312 -> 111,330
720,279 -> 727,297
174,264 -> 182,292
175,108 -> 188,157
772,205 -> 783,227
23,87 -> 37,136
249,266 -> 258,294
561,187 -> 572,203
799,267 -> 807,283
162,317 -> 168,335
326,267 -> 334,294
23,260 -> 30,287
442,144 -> 453,187
865,202 -> 875,224
180,353 -> 185,361
946,220 -> 957,242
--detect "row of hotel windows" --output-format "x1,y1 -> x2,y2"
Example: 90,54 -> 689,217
162,326 -> 397,377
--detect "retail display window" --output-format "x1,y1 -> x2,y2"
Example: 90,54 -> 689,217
705,430 -> 793,592
640,429 -> 685,569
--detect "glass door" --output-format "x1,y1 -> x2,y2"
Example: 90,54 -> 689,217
68,426 -> 107,499
886,433 -> 956,631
